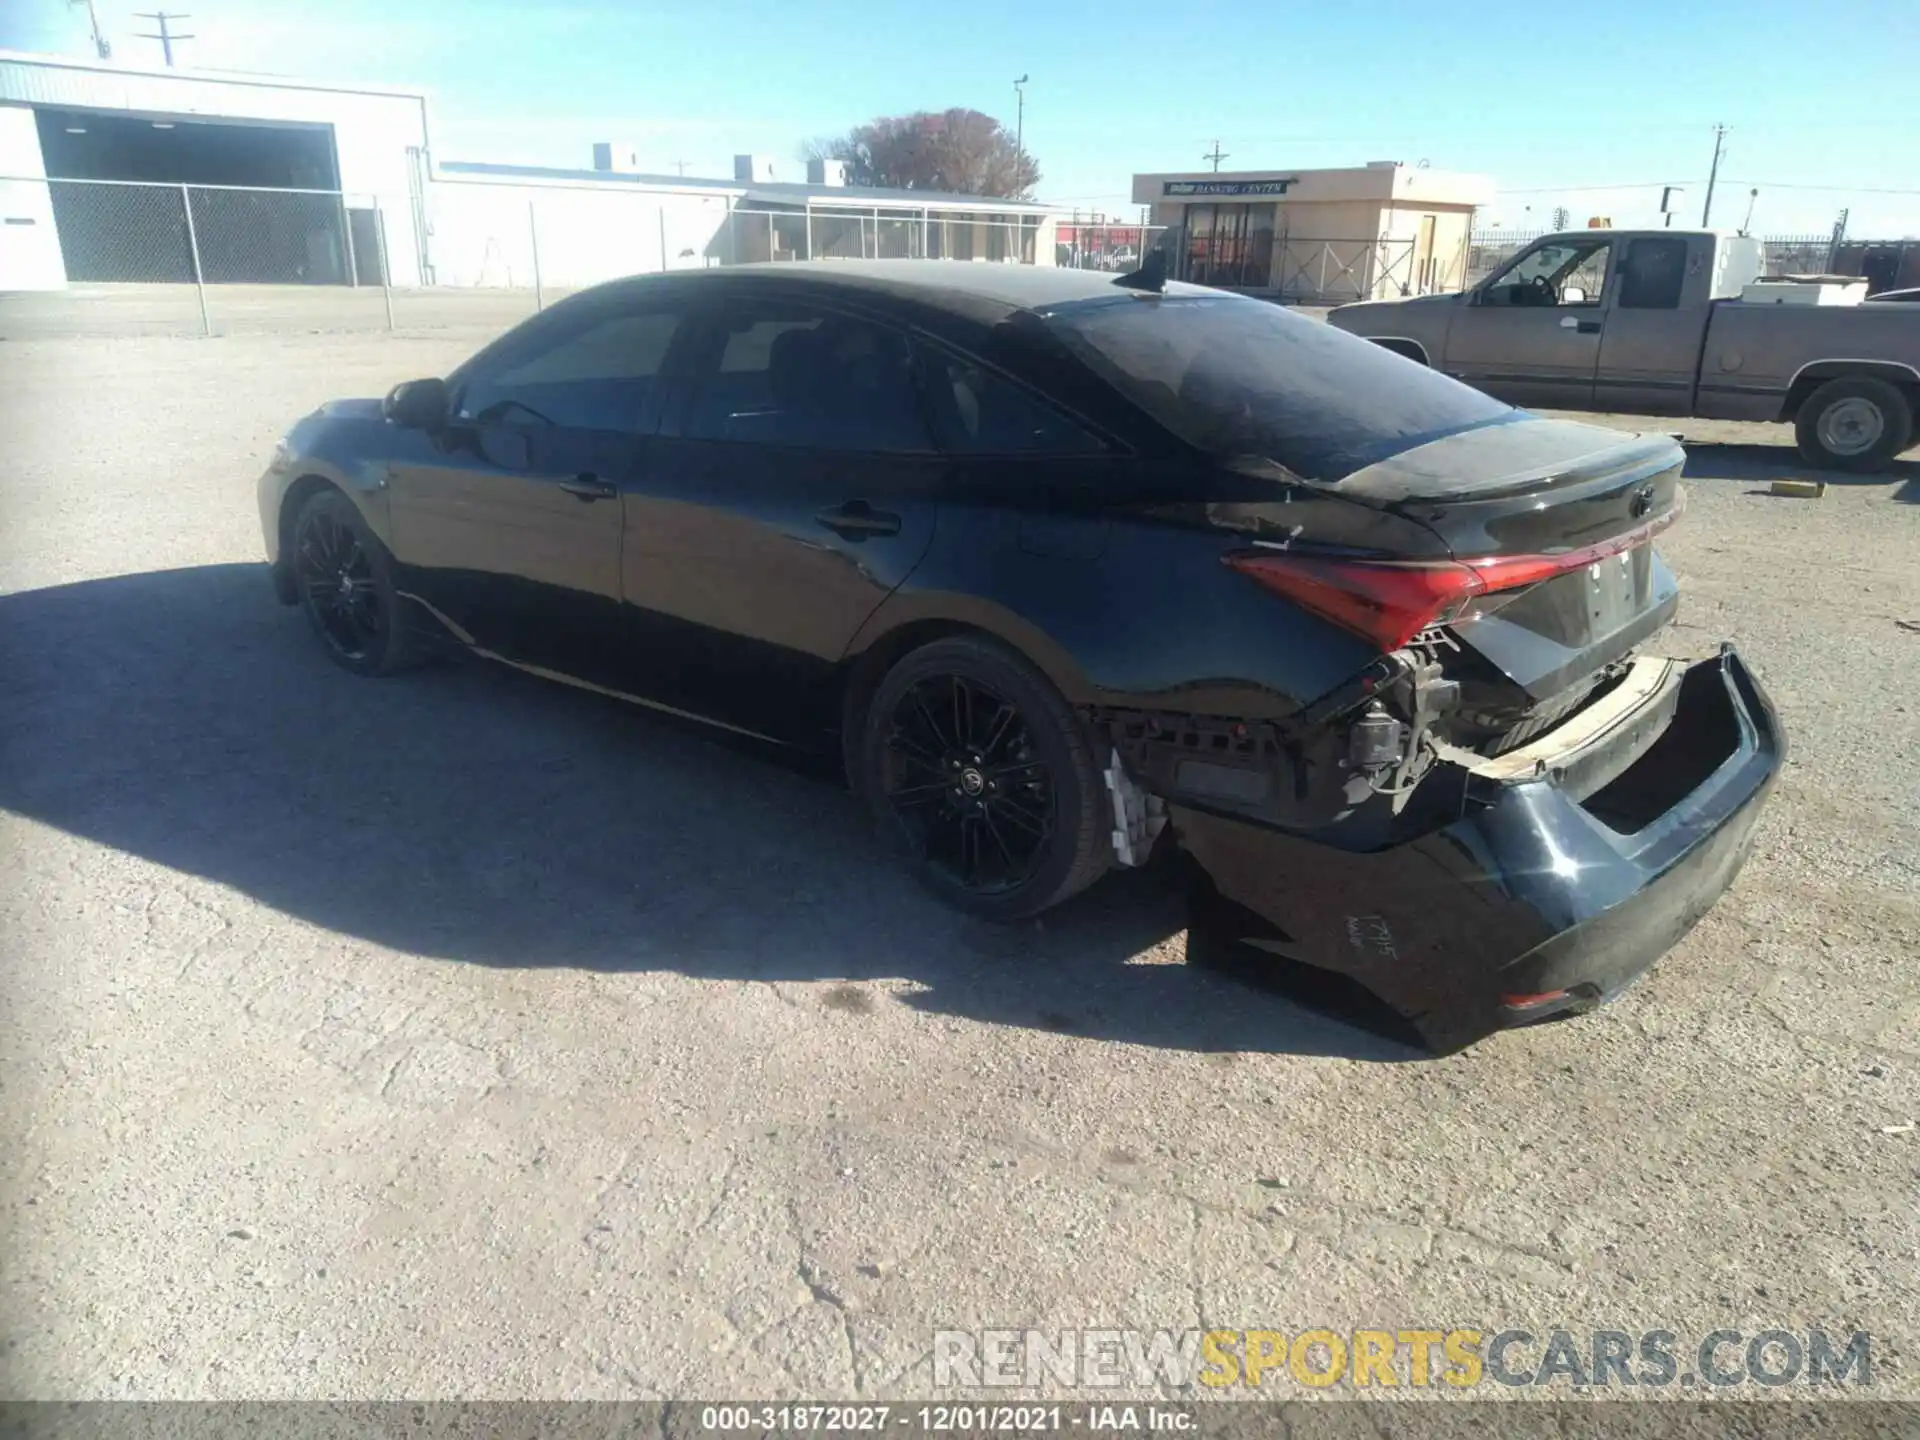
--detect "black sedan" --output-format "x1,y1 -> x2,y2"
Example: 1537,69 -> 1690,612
259,259 -> 1783,1050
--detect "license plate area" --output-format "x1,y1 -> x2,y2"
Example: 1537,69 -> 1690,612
1584,547 -> 1653,637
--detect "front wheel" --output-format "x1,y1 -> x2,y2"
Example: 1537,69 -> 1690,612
1794,376 -> 1914,473
289,487 -> 421,676
859,635 -> 1110,922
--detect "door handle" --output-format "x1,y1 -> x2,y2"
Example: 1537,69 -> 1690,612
558,472 -> 618,502
815,500 -> 902,540
1560,315 -> 1603,334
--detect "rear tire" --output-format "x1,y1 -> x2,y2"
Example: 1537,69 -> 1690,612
1794,376 -> 1914,473
859,635 -> 1109,922
289,488 -> 422,677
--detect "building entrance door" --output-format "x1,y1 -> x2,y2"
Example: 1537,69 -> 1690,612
1182,203 -> 1275,287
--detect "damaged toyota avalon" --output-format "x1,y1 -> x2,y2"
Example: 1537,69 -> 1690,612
258,258 -> 1783,1051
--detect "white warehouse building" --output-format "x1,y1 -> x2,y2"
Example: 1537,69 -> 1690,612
0,49 -> 1060,293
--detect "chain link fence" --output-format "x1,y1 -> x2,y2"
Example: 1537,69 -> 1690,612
5,178 -> 1907,339
0,177 -> 1171,340
3,177 -> 401,336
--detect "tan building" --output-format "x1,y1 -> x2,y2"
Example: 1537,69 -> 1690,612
1132,161 -> 1494,302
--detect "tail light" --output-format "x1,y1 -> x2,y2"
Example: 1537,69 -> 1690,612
1224,500 -> 1682,654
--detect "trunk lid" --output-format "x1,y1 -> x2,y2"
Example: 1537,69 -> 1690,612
1337,417 -> 1687,744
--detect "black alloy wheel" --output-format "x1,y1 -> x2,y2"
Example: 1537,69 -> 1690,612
290,488 -> 419,676
862,635 -> 1108,921
884,672 -> 1054,893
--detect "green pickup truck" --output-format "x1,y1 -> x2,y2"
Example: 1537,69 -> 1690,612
1327,228 -> 1920,471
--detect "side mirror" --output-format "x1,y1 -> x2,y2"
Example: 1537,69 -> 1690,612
1561,286 -> 1586,305
383,377 -> 449,430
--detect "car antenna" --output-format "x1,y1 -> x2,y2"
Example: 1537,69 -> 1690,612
1112,247 -> 1167,294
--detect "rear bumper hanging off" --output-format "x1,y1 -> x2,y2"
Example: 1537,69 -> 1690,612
1172,645 -> 1784,1052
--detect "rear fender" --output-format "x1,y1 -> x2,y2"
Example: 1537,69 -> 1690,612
1779,359 -> 1920,423
845,503 -> 1384,723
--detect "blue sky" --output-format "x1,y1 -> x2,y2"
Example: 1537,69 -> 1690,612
6,0 -> 1917,234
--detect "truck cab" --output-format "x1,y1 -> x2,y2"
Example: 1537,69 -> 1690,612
1335,229 -> 1755,414
1329,228 -> 1920,470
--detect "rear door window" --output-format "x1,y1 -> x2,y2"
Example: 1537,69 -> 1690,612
683,305 -> 935,453
917,345 -> 1107,455
1617,237 -> 1690,310
1047,292 -> 1514,481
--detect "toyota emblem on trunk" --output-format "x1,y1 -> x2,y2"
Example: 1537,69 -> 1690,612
1630,484 -> 1656,519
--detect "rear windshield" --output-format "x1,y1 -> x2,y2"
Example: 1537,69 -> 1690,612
1045,292 -> 1515,481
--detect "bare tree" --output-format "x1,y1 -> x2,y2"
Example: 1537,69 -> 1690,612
802,110 -> 1039,198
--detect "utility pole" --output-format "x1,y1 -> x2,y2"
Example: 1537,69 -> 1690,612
134,11 -> 193,65
672,159 -> 688,177
1701,123 -> 1728,227
1203,140 -> 1229,172
1013,74 -> 1029,158
69,0 -> 111,57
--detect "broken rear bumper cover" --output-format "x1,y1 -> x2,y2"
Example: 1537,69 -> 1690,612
1171,645 -> 1784,1052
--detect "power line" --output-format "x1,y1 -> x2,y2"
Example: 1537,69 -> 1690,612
1723,178 -> 1920,196
1495,180 -> 1701,194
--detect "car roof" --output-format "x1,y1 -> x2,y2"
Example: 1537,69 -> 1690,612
586,260 -> 1215,318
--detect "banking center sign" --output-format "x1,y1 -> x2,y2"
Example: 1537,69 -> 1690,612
1163,179 -> 1297,197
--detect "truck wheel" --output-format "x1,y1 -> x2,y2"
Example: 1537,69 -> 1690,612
1794,376 -> 1914,473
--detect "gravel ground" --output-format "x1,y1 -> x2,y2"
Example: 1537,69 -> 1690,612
1,327 -> 1918,1406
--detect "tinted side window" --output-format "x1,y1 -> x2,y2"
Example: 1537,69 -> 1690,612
919,346 -> 1106,456
1618,237 -> 1689,310
684,307 -> 933,452
458,308 -> 684,433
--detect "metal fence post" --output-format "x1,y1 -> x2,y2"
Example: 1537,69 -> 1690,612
529,200 -> 544,311
659,206 -> 668,273
374,196 -> 395,332
341,192 -> 358,287
180,183 -> 212,336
